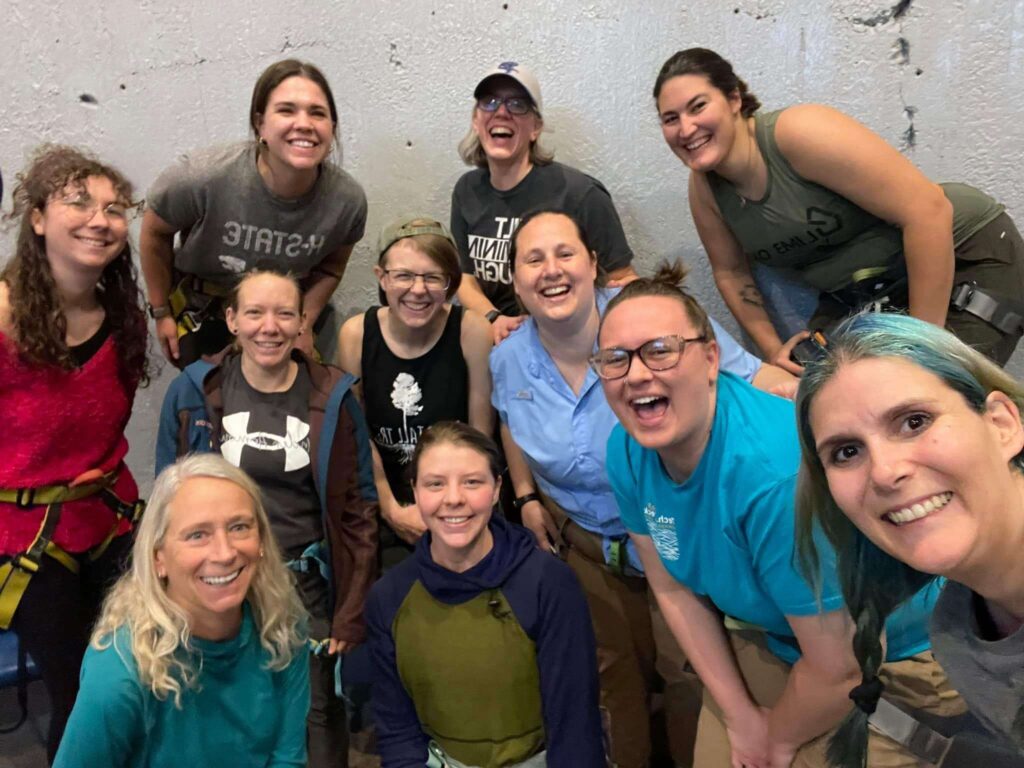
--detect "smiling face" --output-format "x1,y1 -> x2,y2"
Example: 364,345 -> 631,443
472,77 -> 541,169
656,73 -> 743,173
31,175 -> 129,277
599,295 -> 719,479
512,212 -> 597,328
374,240 -> 450,328
414,442 -> 500,572
257,75 -> 334,172
225,273 -> 304,371
154,476 -> 262,639
809,356 -> 1024,577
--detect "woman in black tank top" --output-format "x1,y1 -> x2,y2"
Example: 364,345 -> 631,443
339,215 -> 493,545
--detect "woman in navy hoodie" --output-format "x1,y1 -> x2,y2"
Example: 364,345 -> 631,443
366,422 -> 604,768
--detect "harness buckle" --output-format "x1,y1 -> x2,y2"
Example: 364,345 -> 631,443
9,553 -> 40,575
13,489 -> 36,509
950,282 -> 975,311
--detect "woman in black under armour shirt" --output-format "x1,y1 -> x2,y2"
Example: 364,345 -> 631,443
157,268 -> 378,768
338,215 -> 493,546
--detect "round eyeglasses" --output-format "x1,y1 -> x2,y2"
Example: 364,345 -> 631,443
589,335 -> 707,380
381,269 -> 450,291
57,194 -> 133,225
476,95 -> 533,116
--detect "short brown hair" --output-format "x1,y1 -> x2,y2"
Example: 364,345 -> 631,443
410,421 -> 503,483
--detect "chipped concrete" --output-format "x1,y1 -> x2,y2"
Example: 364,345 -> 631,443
0,0 -> 1022,490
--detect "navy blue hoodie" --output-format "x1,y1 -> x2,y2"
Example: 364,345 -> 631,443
366,516 -> 604,767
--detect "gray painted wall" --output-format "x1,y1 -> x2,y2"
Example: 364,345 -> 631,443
2,0 -> 1022,494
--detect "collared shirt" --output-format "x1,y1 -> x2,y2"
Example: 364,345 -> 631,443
491,289 -> 762,570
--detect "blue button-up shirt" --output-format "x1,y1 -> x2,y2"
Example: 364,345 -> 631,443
491,288 -> 762,570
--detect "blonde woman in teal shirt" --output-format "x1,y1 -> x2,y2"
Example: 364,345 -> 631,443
54,454 -> 309,768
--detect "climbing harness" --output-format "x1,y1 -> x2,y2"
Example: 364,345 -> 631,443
0,468 -> 144,629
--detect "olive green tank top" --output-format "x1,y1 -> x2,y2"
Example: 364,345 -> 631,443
394,581 -> 545,767
707,109 -> 1004,293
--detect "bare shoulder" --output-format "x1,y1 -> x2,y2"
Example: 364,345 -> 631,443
460,307 -> 494,353
774,104 -> 874,154
337,311 -> 367,376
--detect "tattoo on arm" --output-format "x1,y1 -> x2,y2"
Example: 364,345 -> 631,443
739,283 -> 765,308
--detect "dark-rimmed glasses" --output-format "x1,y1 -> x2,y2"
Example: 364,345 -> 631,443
381,269 -> 450,291
589,335 -> 707,380
476,95 -> 533,116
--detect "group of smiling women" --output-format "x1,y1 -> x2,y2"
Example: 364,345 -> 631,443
2,43 -> 1023,768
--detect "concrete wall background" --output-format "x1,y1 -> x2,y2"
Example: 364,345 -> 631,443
1,0 -> 1022,493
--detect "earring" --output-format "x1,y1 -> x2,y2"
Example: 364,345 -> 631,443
259,137 -> 269,147
258,548 -> 264,559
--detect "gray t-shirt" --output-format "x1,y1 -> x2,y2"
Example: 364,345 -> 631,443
147,143 -> 367,283
931,579 -> 1024,750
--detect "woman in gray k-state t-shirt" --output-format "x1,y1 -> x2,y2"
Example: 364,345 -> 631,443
140,58 -> 366,368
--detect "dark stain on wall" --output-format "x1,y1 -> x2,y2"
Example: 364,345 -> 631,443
78,93 -> 98,106
851,0 -> 913,27
902,105 -> 917,149
892,36 -> 910,65
389,42 -> 403,70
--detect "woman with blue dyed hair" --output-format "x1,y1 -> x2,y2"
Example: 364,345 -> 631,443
796,313 -> 1024,763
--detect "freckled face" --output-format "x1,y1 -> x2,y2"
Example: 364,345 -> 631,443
810,357 -> 1024,576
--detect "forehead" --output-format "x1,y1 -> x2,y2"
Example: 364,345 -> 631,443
267,75 -> 329,106
417,442 -> 491,474
515,213 -> 582,253
658,73 -> 716,108
166,477 -> 254,527
601,295 -> 696,345
383,239 -> 442,270
810,357 -> 961,431
236,273 -> 301,305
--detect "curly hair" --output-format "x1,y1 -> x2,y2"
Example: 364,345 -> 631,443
1,144 -> 151,387
91,454 -> 308,708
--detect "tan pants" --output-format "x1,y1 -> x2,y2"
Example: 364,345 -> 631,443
694,630 -> 967,767
564,545 -> 702,768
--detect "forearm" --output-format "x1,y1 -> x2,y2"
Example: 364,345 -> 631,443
653,585 -> 757,721
301,273 -> 340,325
903,217 -> 955,327
500,424 -> 537,497
766,656 -> 860,752
457,275 -> 497,315
714,269 -> 787,359
139,228 -> 175,307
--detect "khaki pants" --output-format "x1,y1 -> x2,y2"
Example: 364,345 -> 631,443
564,545 -> 702,768
694,630 -> 966,767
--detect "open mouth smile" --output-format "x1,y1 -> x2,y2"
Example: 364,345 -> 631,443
884,492 -> 953,526
630,394 -> 669,420
684,136 -> 711,152
200,568 -> 243,586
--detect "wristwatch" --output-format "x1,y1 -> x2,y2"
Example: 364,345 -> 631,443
485,309 -> 501,324
513,492 -> 542,510
147,303 -> 171,320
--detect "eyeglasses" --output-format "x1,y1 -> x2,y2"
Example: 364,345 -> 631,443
381,269 -> 450,291
57,195 -> 133,224
476,95 -> 533,116
589,334 -> 707,380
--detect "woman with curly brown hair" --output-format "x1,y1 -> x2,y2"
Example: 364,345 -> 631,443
0,144 -> 150,763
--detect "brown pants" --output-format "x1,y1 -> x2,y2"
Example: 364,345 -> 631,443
564,544 -> 702,767
694,630 -> 966,767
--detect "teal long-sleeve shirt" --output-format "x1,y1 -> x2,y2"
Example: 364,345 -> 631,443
54,603 -> 309,768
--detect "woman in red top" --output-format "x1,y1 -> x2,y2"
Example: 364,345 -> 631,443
0,145 -> 150,762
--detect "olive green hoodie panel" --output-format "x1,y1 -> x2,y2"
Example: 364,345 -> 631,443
708,109 -> 1004,293
393,581 -> 544,767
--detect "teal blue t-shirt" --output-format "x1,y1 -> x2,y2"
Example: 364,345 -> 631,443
608,371 -> 938,664
53,602 -> 310,768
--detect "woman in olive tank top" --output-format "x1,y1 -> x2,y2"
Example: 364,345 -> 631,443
338,215 -> 493,547
653,47 -> 1024,370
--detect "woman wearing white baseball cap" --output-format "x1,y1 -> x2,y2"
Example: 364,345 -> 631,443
451,61 -> 638,345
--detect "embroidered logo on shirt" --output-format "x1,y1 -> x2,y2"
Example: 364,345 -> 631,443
644,503 -> 680,561
514,389 -> 533,400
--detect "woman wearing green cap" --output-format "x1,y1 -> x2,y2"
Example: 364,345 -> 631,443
338,215 -> 493,549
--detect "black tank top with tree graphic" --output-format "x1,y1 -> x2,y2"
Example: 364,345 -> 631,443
361,305 -> 469,504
